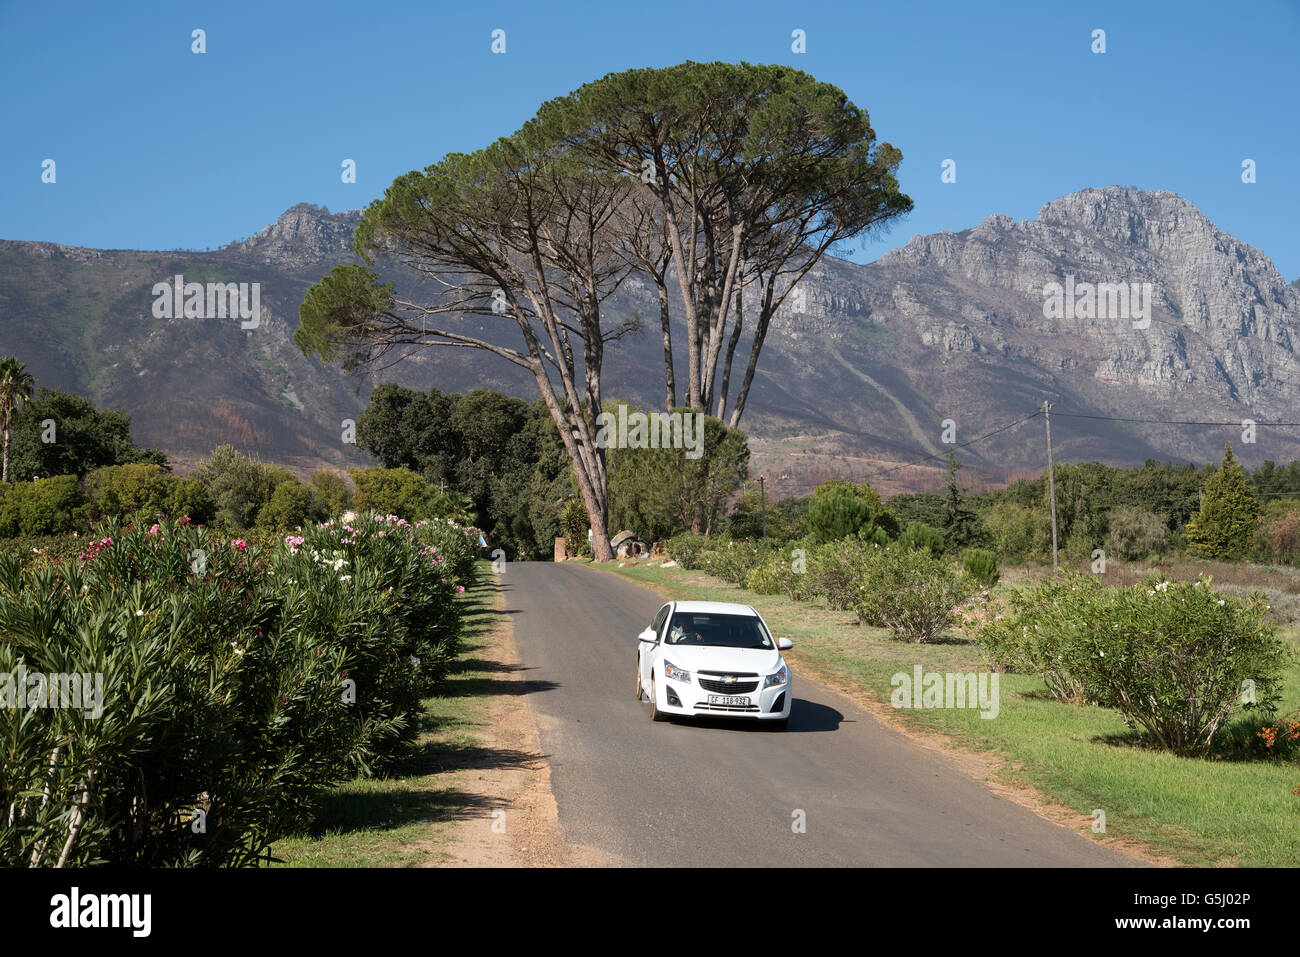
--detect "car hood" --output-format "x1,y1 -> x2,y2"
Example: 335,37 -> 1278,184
659,645 -> 783,676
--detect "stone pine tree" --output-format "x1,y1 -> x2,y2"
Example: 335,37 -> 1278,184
536,61 -> 912,425
1184,443 -> 1260,559
297,62 -> 911,561
296,129 -> 636,561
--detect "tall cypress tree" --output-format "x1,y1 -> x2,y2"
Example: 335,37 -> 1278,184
1185,443 -> 1260,559
942,449 -> 982,549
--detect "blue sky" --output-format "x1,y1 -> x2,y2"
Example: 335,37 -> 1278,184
2,0 -> 1298,278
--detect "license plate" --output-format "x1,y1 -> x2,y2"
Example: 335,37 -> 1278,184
707,695 -> 750,707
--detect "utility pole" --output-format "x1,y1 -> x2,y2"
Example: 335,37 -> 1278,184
758,476 -> 767,545
1040,400 -> 1059,572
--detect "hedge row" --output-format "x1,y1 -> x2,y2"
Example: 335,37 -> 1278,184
0,512 -> 480,867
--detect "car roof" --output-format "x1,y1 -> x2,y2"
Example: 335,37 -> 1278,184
671,601 -> 759,616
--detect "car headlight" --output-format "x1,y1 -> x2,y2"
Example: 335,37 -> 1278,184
765,663 -> 789,688
663,660 -> 691,683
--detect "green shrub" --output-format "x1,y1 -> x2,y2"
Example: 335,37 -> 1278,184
806,538 -> 882,611
899,523 -> 946,557
192,445 -> 292,530
853,547 -> 975,642
310,471 -> 352,519
0,475 -> 86,536
164,477 -> 215,525
977,574 -> 1109,702
666,533 -> 711,569
83,464 -> 215,526
699,540 -> 768,585
256,479 -> 322,531
0,512 -> 470,867
962,548 -> 1000,587
0,533 -> 85,570
1072,577 -> 1288,756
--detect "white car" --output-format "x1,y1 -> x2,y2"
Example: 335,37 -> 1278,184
636,600 -> 793,729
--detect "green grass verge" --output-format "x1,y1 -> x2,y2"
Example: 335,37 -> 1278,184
596,560 -> 1300,867
269,565 -> 503,867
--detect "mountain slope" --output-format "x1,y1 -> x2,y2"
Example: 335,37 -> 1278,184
1,188 -> 1297,494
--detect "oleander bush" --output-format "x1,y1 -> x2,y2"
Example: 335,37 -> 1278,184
1069,577 -> 1288,756
977,574 -> 1109,702
0,512 -> 474,867
665,533 -> 711,570
853,546 -> 975,642
743,544 -> 811,598
978,574 -> 1290,755
698,540 -> 769,585
807,537 -> 884,611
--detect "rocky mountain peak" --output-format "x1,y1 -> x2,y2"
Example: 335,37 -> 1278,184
224,203 -> 362,268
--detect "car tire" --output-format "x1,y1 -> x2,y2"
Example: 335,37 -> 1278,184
635,660 -> 644,701
649,676 -> 668,722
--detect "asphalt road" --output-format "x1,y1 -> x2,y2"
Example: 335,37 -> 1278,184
504,561 -> 1136,867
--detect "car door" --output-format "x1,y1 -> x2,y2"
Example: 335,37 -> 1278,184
640,603 -> 671,688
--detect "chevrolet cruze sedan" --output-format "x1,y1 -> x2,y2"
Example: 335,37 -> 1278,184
636,601 -> 793,728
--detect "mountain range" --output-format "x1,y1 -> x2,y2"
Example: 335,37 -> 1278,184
2,186 -> 1297,498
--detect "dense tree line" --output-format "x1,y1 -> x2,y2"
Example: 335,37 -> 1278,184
742,448 -> 1300,567
356,386 -> 751,559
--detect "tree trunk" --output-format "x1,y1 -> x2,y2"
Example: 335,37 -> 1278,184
728,282 -> 776,428
716,283 -> 745,421
531,367 -> 614,563
658,280 -> 676,410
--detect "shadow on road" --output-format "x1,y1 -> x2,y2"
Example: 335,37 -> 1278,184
669,698 -> 846,734
443,657 -> 559,697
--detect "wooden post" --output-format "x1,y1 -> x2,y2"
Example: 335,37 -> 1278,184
1041,400 -> 1059,572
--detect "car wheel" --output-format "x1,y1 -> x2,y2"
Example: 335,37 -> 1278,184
649,676 -> 668,722
635,660 -> 644,701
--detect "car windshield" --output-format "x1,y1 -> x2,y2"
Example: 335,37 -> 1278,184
666,612 -> 772,649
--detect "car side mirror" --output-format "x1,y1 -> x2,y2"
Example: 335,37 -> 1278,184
777,637 -> 794,650
638,629 -> 657,644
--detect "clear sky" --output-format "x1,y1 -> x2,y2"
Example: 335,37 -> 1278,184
2,0 -> 1297,278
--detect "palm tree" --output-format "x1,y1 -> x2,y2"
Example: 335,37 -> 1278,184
0,356 -> 35,483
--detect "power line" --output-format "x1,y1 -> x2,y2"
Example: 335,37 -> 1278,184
856,410 -> 1043,483
1050,410 -> 1300,427
756,405 -> 1300,497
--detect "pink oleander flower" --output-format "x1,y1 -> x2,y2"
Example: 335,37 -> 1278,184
231,539 -> 248,553
455,585 -> 465,594
148,524 -> 161,535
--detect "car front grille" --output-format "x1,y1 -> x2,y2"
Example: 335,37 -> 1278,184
698,677 -> 759,694
694,700 -> 761,712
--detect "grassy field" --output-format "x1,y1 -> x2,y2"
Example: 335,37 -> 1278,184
269,567 -> 504,867
596,559 -> 1300,867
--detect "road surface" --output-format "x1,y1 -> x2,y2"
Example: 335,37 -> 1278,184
503,561 -> 1137,867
